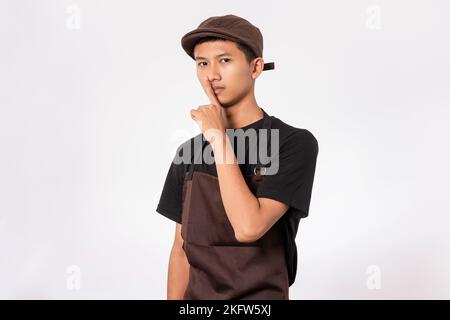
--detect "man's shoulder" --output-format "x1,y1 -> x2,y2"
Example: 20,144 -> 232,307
270,116 -> 318,150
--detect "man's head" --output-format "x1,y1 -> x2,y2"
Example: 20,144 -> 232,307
193,36 -> 265,108
181,14 -> 275,108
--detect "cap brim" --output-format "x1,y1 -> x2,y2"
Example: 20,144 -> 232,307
181,28 -> 254,60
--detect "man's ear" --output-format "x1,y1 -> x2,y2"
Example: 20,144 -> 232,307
251,57 -> 264,80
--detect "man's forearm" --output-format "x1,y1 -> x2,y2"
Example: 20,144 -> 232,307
212,135 -> 261,240
167,246 -> 190,299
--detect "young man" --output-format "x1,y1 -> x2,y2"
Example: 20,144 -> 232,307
156,14 -> 319,300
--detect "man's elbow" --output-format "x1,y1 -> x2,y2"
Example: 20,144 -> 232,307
234,226 -> 262,243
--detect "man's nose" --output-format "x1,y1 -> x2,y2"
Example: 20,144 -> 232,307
206,63 -> 221,82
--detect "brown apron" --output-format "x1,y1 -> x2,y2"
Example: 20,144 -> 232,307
180,113 -> 289,300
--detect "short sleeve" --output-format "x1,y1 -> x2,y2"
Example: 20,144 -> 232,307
256,129 -> 319,219
155,145 -> 187,224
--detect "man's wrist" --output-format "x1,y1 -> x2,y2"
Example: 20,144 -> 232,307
211,132 -> 226,151
211,133 -> 236,165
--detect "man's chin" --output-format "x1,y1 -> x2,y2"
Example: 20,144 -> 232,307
219,97 -> 236,109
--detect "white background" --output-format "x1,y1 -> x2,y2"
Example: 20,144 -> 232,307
1,0 -> 449,299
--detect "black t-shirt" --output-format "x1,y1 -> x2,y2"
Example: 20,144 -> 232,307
156,113 -> 319,286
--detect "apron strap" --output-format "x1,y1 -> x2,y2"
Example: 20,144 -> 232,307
254,109 -> 272,175
186,137 -> 206,180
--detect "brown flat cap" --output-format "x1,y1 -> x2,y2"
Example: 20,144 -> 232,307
181,14 -> 275,71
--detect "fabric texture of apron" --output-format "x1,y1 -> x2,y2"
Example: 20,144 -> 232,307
181,111 -> 289,300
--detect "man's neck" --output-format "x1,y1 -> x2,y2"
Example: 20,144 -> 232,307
222,94 -> 264,129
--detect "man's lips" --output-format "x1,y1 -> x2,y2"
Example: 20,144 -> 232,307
213,87 -> 225,94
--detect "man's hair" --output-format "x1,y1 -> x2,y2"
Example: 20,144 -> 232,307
194,36 -> 257,65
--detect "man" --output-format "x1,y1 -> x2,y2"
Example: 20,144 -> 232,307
156,14 -> 318,300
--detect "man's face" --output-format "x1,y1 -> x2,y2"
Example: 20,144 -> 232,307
194,39 -> 259,108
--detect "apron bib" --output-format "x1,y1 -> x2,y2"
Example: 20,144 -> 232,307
180,112 -> 289,300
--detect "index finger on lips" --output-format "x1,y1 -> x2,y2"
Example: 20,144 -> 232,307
203,77 -> 222,107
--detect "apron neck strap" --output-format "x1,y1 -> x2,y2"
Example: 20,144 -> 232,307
254,109 -> 272,175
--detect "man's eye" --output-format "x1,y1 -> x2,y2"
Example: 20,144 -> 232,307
197,59 -> 230,67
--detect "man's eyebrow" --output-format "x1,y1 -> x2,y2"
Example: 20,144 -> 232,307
195,53 -> 233,61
